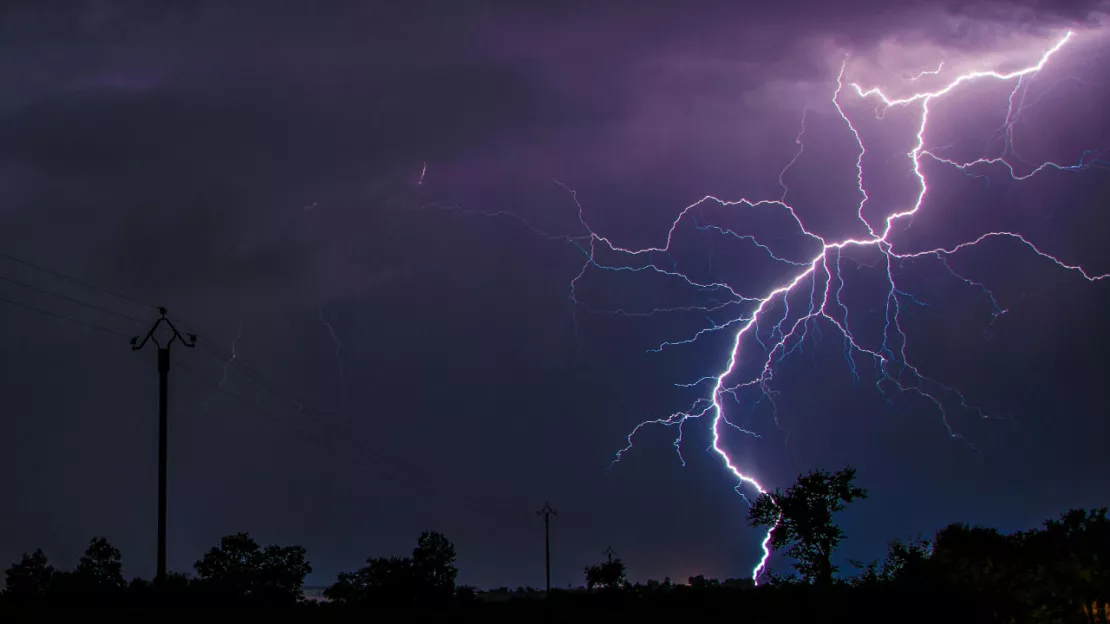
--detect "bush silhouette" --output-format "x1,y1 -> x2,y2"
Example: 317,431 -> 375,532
193,532 -> 311,605
584,559 -> 625,592
3,549 -> 54,603
325,530 -> 458,607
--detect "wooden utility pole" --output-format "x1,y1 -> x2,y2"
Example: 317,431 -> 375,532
131,307 -> 195,582
603,546 -> 616,563
536,502 -> 557,596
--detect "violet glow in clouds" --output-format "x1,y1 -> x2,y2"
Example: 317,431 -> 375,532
506,29 -> 1110,582
1,2 -> 1107,590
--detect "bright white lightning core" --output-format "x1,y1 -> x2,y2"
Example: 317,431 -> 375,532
426,29 -> 1109,584
590,29 -> 1108,583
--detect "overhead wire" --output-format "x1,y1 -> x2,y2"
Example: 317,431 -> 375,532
194,338 -> 328,414
174,358 -> 526,527
0,274 -> 149,325
0,249 -> 158,311
0,246 -> 157,339
0,248 -> 534,524
0,294 -> 135,339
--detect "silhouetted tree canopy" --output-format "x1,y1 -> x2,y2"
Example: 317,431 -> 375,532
881,536 -> 932,584
909,509 -> 1110,622
584,559 -> 626,592
1,469 -> 1105,622
413,530 -> 458,603
193,532 -> 311,605
748,466 -> 868,585
1034,507 -> 1109,621
325,555 -> 415,606
324,530 -> 458,607
687,574 -> 720,590
3,549 -> 54,603
75,537 -> 125,592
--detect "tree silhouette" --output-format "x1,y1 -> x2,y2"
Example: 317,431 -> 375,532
1041,508 -> 1108,619
1013,508 -> 1109,622
255,543 -> 312,604
584,559 -> 625,592
688,574 -> 720,590
325,531 -> 458,607
193,532 -> 311,604
880,536 -> 932,585
412,530 -> 458,604
75,537 -> 125,592
748,466 -> 868,585
325,556 -> 417,606
195,533 -> 260,599
3,549 -> 54,602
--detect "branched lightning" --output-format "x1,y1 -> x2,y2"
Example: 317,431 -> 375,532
425,29 -> 1109,583
906,61 -> 944,82
219,324 -> 243,388
318,305 -> 348,407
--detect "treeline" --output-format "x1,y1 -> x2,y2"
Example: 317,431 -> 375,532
2,468 -> 1107,623
3,532 -> 311,607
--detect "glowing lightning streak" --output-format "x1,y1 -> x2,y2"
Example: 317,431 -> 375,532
425,29 -> 1108,584
907,61 -> 944,81
219,324 -> 243,388
779,108 -> 807,202
603,29 -> 1106,583
318,305 -> 348,408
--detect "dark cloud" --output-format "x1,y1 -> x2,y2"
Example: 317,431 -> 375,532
0,0 -> 1107,589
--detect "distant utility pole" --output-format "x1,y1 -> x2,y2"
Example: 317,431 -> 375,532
603,546 -> 616,563
536,502 -> 557,596
131,307 -> 195,582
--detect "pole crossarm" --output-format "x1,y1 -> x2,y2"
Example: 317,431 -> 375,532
131,306 -> 196,352
131,307 -> 195,583
537,502 -> 557,596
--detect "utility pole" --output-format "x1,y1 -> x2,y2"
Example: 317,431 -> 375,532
131,307 -> 195,582
603,546 -> 616,563
536,502 -> 557,596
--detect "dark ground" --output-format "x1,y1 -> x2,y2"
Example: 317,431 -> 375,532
0,588 -> 1005,624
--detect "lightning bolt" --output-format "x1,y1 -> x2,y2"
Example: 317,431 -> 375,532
219,324 -> 242,388
418,161 -> 428,186
318,305 -> 348,408
426,29 -> 1108,583
906,61 -> 944,82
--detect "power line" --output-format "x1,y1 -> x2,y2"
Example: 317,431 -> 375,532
0,282 -> 467,513
175,361 -> 462,510
130,307 -> 196,582
0,294 -> 133,338
0,269 -> 542,560
0,249 -> 156,311
0,262 -> 528,523
0,274 -> 148,325
175,358 -> 527,528
176,361 -> 355,461
537,503 -> 558,595
189,336 -> 532,518
603,546 -> 616,563
193,339 -> 327,415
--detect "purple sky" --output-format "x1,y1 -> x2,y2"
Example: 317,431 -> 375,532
1,0 -> 1109,589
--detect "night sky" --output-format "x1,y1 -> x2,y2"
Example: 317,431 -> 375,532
2,0 -> 1109,591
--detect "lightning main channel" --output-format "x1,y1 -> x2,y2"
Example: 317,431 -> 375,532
606,29 -> 1107,582
423,29 -> 1108,583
